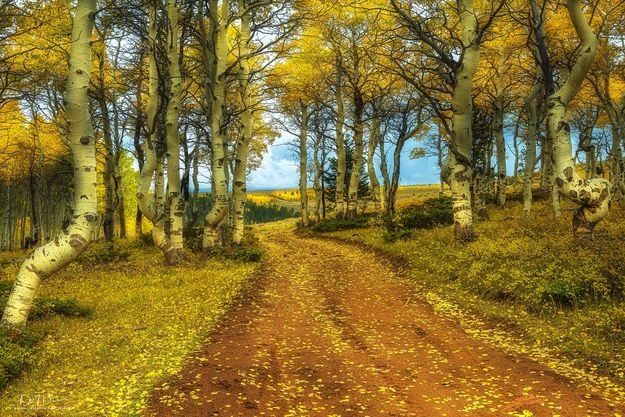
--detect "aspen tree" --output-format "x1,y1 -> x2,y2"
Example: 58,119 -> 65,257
299,101 -> 310,226
232,0 -> 252,244
334,62 -> 347,220
449,0 -> 480,240
548,0 -> 610,240
347,90 -> 364,219
367,114 -> 382,212
165,0 -> 184,257
523,71 -> 542,215
136,1 -> 181,264
1,0 -> 98,327
203,0 -> 230,250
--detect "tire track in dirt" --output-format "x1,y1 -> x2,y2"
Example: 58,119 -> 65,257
146,227 -> 623,416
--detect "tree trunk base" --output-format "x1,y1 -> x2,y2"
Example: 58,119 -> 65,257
454,223 -> 477,242
572,208 -> 595,242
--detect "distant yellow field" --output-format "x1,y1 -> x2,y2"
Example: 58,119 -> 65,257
247,184 -> 449,211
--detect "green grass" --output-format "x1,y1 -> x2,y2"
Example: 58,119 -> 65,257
0,240 -> 259,416
325,200 -> 625,385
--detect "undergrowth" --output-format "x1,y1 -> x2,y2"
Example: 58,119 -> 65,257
325,200 -> 625,381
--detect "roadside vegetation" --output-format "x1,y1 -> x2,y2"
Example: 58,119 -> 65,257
320,196 -> 625,383
0,240 -> 260,416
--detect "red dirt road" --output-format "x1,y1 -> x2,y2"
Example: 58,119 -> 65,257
146,229 -> 624,416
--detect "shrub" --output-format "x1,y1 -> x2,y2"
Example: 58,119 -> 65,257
383,229 -> 412,243
312,217 -> 369,233
221,246 -> 264,263
393,197 -> 453,231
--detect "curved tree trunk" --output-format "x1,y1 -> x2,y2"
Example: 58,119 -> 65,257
449,0 -> 480,241
1,0 -> 98,327
548,0 -> 609,240
202,0 -> 230,251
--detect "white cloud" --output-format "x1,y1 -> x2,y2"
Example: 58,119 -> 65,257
248,146 -> 299,190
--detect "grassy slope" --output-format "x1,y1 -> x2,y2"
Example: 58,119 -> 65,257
0,240 -> 259,417
324,200 -> 625,402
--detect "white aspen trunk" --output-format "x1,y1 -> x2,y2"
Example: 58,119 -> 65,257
136,1 -> 178,264
347,92 -> 364,219
97,51 -> 116,241
494,52 -> 509,208
379,137 -> 391,214
1,0 -> 98,327
367,116 -> 382,212
232,3 -> 252,244
449,0 -> 480,241
313,132 -> 323,222
548,0 -> 609,240
299,102 -> 309,226
334,63 -> 347,220
202,0 -> 230,250
523,73 -> 542,215
165,0 -> 184,259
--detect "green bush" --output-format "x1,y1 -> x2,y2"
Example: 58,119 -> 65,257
383,229 -> 412,242
0,328 -> 41,390
395,197 -> 453,231
221,246 -> 264,263
312,217 -> 369,233
183,227 -> 204,253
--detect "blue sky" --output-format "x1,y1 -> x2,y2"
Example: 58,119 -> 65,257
246,133 -> 445,190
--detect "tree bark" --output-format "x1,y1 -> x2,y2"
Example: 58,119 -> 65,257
165,0 -> 184,260
367,115 -> 382,212
298,102 -> 309,226
232,4 -> 252,244
548,0 -> 609,240
449,0 -> 480,241
202,0 -> 230,251
523,72 -> 542,216
2,0 -> 98,327
334,62 -> 347,220
347,91 -> 364,219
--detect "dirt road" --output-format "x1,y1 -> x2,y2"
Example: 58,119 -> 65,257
147,227 -> 623,416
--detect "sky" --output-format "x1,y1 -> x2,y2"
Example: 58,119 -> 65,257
246,133 -> 445,191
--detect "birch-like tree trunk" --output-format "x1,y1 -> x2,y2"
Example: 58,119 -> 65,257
232,3 -> 252,244
137,1 -> 179,264
334,63 -> 347,220
449,0 -> 480,241
548,0 -> 610,240
97,54 -> 116,241
203,0 -> 230,251
347,92 -> 364,219
1,0 -> 98,327
367,115 -> 382,212
313,130 -> 323,222
523,73 -> 542,215
299,102 -> 309,226
165,0 -> 184,258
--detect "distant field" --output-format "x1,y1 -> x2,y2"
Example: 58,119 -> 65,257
247,184 -> 449,212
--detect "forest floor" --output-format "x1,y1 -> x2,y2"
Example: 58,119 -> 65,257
146,221 -> 625,417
